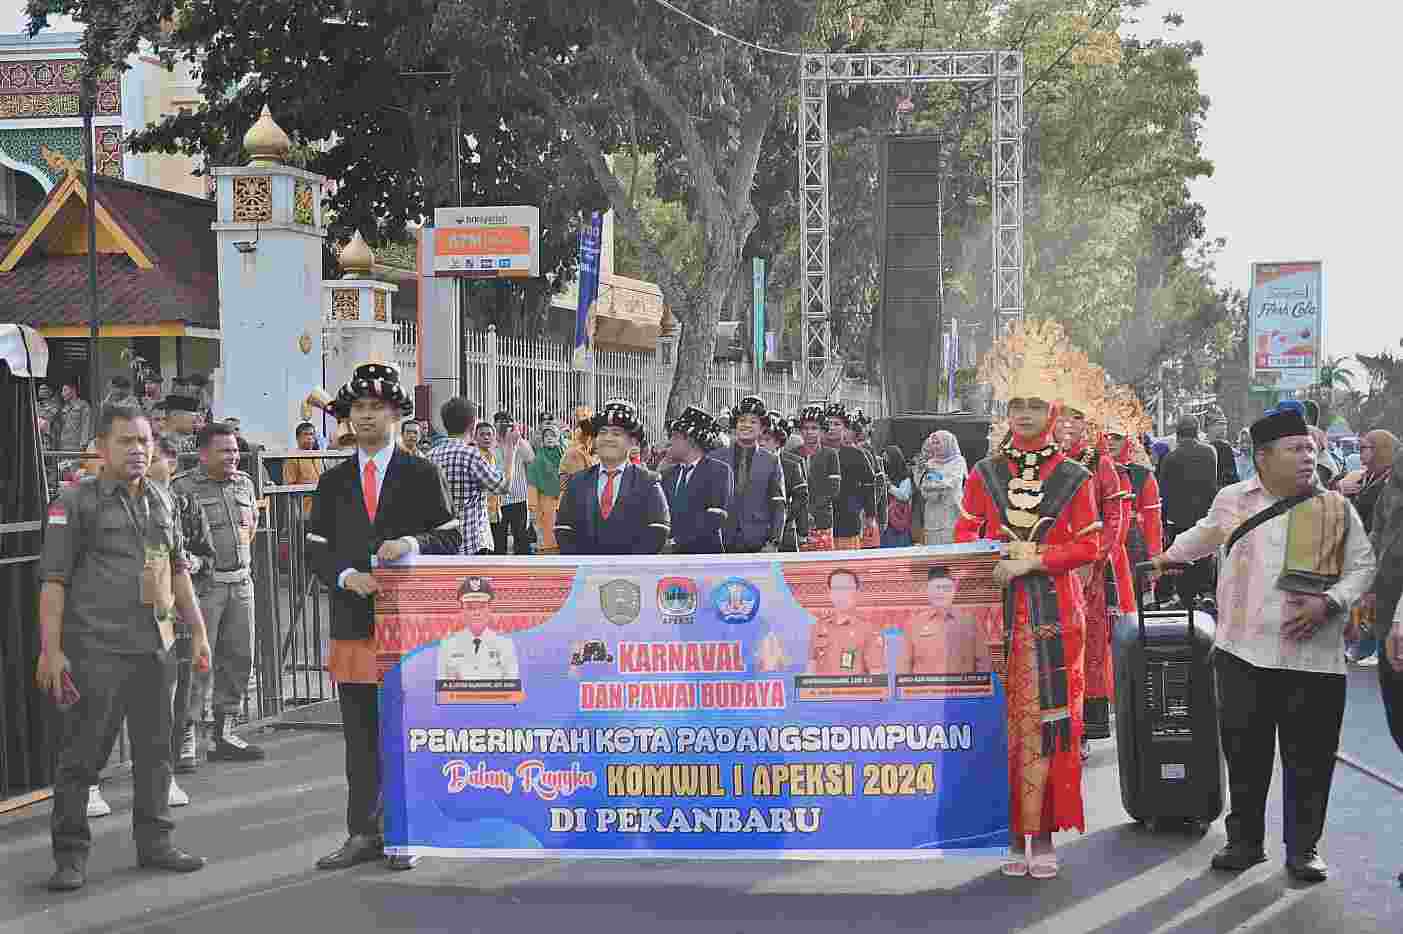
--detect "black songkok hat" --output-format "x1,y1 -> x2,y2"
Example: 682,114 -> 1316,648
798,402 -> 826,425
334,362 -> 414,417
1250,407 -> 1310,446
493,410 -> 512,426
592,397 -> 645,441
734,395 -> 767,418
164,393 -> 200,413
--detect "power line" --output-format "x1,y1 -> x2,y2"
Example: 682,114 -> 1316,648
647,0 -> 801,57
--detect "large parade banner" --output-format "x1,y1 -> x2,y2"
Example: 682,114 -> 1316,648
1249,260 -> 1324,391
374,543 -> 1010,860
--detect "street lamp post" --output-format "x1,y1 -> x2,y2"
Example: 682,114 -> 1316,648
82,77 -> 100,407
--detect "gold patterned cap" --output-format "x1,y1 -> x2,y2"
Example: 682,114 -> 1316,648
244,105 -> 291,166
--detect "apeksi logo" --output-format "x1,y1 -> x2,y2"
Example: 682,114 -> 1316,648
712,577 -> 760,625
657,576 -> 698,623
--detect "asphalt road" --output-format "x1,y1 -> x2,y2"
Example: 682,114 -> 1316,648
1,666 -> 1399,934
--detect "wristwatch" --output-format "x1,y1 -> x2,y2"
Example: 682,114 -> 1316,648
1322,594 -> 1344,618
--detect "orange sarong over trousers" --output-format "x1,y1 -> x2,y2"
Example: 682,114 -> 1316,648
957,452 -> 1101,835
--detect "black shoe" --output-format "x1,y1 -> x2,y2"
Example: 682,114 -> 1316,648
46,865 -> 85,891
316,835 -> 384,870
1211,841 -> 1267,872
1285,850 -> 1328,883
386,854 -> 420,871
138,847 -> 206,873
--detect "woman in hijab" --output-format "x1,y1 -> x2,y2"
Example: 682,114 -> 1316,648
527,419 -> 567,555
880,445 -> 913,548
1342,429 -> 1397,665
919,431 -> 967,546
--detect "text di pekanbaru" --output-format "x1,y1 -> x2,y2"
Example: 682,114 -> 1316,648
406,723 -> 976,756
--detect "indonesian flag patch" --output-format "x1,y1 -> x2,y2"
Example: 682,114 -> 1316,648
47,502 -> 68,526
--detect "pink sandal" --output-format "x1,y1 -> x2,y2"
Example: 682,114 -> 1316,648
1029,850 -> 1060,879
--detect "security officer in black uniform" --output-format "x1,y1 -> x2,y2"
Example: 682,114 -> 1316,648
172,420 -> 264,767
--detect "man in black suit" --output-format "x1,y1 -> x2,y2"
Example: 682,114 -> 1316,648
555,398 -> 670,555
762,414 -> 810,552
1156,414 -> 1219,605
713,395 -> 786,553
661,406 -> 733,554
306,363 -> 461,872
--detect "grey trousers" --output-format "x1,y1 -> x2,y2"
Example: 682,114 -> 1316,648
53,650 -> 177,865
190,577 -> 254,721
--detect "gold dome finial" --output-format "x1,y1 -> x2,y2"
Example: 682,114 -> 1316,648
339,231 -> 375,278
244,105 -> 291,166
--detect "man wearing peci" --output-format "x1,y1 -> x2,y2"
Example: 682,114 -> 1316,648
554,398 -> 671,555
661,406 -> 733,554
712,395 -> 787,552
306,363 -> 461,872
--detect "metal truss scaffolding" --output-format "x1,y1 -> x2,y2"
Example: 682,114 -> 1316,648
798,50 -> 1025,400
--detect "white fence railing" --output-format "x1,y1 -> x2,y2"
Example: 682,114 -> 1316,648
464,326 -> 884,445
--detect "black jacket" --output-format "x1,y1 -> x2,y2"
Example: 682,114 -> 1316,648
1210,439 -> 1240,489
556,462 -> 671,555
712,444 -> 787,550
307,448 -> 461,640
662,456 -> 733,554
779,451 -> 811,549
1156,438 -> 1219,533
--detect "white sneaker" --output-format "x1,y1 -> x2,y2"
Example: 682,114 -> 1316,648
1356,654 -> 1379,667
86,785 -> 112,818
168,779 -> 190,807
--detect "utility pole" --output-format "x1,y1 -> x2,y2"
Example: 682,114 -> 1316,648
82,77 -> 100,407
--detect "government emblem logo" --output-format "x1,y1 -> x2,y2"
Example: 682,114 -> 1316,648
711,577 -> 760,625
600,579 -> 642,626
657,576 -> 698,624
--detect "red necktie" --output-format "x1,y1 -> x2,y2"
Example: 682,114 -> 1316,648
601,469 -> 619,519
363,459 -> 379,522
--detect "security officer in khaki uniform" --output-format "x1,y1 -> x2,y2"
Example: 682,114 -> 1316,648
172,420 -> 264,765
37,402 -> 212,891
162,387 -> 201,471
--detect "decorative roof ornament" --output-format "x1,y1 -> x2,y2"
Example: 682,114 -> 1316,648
243,105 -> 292,166
339,231 -> 375,278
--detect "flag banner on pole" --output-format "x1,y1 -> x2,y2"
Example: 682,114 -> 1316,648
378,544 -> 1011,860
572,212 -> 604,371
753,257 -> 767,369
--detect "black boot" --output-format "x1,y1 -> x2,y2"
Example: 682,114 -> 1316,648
207,711 -> 265,762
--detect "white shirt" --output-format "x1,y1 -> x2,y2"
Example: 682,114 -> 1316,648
596,461 -> 629,503
337,440 -> 419,589
436,627 -> 520,680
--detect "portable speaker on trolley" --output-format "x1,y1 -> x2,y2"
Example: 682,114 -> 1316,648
1112,561 -> 1225,832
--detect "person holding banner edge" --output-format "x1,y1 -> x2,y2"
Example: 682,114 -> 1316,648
955,327 -> 1101,881
305,362 -> 462,872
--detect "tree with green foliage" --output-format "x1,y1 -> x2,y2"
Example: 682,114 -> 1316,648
26,0 -> 607,336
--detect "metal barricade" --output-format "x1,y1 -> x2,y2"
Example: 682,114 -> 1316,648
246,450 -> 352,728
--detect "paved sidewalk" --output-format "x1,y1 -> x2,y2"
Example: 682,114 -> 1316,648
1,668 -> 1399,934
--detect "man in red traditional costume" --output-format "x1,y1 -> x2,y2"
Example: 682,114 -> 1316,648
1058,399 -> 1126,758
956,338 -> 1101,880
